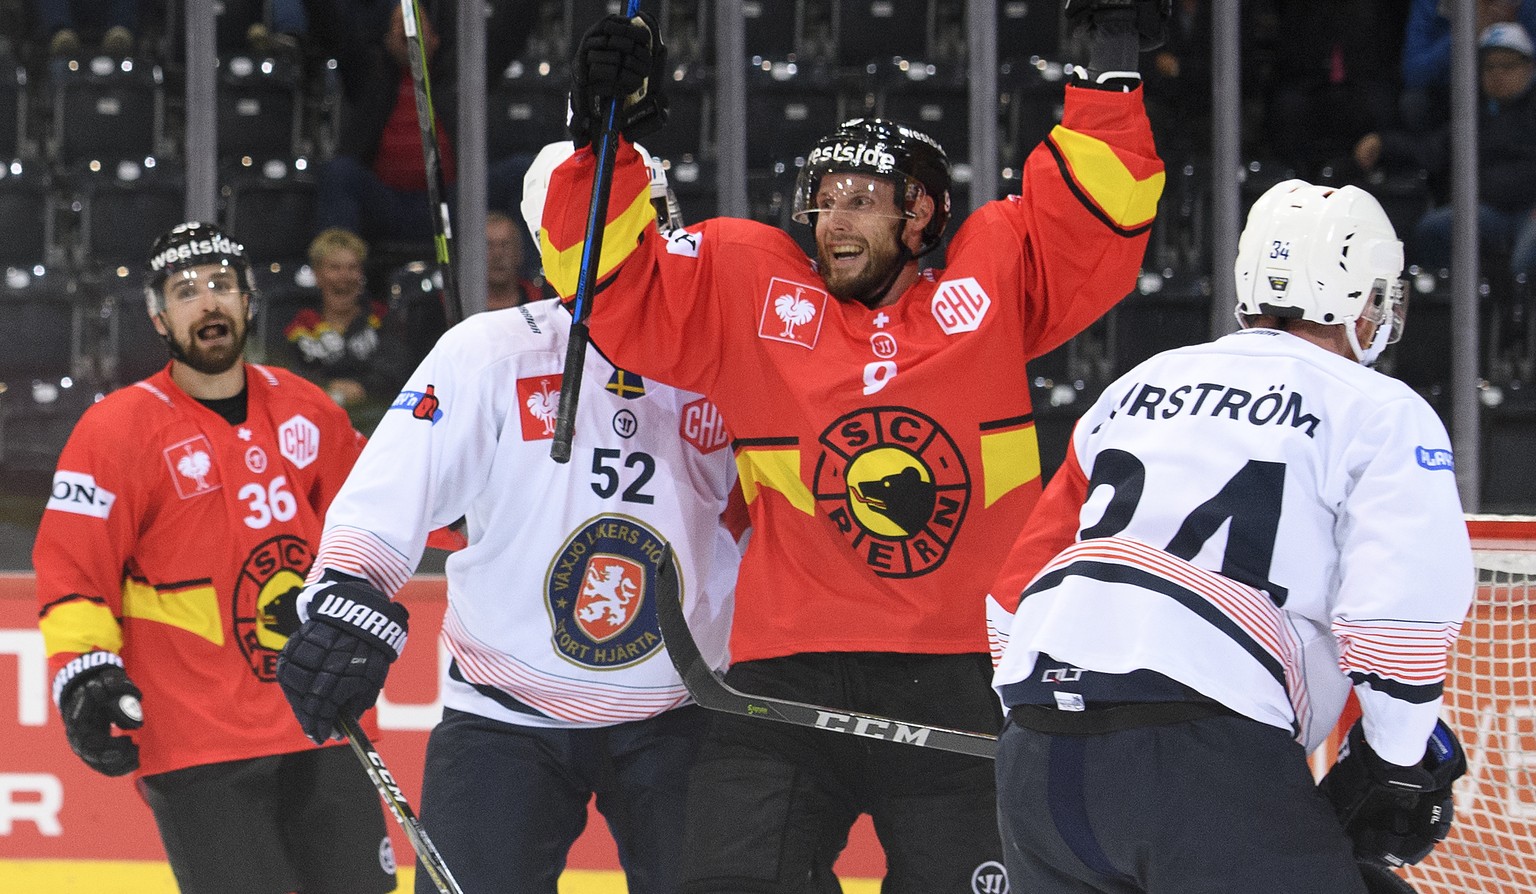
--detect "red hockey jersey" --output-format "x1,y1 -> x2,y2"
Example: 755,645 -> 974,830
541,86 -> 1164,663
35,363 -> 366,777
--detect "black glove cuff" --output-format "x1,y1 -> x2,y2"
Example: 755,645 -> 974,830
53,650 -> 126,706
1088,14 -> 1140,75
306,581 -> 409,660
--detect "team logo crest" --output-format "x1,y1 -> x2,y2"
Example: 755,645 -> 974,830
517,374 -> 563,440
812,407 -> 970,577
759,277 -> 828,349
233,534 -> 313,680
164,435 -> 221,498
546,515 -> 677,669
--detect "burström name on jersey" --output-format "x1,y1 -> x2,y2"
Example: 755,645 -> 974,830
1106,381 -> 1321,438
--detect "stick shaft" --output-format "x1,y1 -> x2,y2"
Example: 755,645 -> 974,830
338,715 -> 465,894
398,0 -> 462,326
651,546 -> 999,759
550,0 -> 644,463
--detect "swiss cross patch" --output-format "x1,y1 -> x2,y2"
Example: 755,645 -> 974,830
931,276 -> 992,334
574,554 -> 645,643
163,435 -> 221,499
278,414 -> 320,469
758,277 -> 828,349
680,396 -> 731,454
516,374 -> 563,440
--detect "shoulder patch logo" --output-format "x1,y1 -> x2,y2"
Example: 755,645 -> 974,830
1416,446 -> 1454,471
278,414 -> 320,469
517,374 -> 563,440
680,396 -> 731,454
392,385 -> 444,423
759,277 -> 828,349
46,470 -> 117,518
931,277 -> 992,335
665,228 -> 701,257
164,435 -> 222,498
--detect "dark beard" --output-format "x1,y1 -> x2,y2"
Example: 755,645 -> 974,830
167,315 -> 247,375
817,226 -> 907,309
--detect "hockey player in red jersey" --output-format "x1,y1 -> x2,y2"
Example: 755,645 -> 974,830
33,222 -> 395,894
988,182 -> 1471,892
540,2 -> 1167,889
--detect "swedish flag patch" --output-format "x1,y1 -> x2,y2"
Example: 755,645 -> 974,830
605,369 -> 646,399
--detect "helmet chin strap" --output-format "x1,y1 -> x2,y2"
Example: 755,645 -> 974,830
1348,316 -> 1391,366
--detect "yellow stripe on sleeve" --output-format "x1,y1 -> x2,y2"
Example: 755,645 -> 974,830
122,577 -> 224,646
1049,126 -> 1165,231
541,188 -> 658,299
980,424 -> 1041,508
39,598 -> 123,658
735,448 -> 816,516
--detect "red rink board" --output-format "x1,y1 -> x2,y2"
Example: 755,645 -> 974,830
0,573 -> 885,877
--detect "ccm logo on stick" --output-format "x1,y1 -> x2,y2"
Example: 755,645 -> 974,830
815,710 -> 931,746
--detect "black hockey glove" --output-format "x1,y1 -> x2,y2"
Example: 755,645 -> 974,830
1063,0 -> 1169,86
56,652 -> 143,777
275,572 -> 408,744
570,11 -> 669,148
1319,719 -> 1467,867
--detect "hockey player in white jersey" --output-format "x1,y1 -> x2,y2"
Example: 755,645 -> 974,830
274,143 -> 743,894
987,180 -> 1471,893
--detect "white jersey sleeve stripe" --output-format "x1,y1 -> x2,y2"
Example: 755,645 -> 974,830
312,525 -> 415,595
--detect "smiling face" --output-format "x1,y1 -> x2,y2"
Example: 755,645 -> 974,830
812,173 -> 918,305
152,262 -> 250,375
314,246 -> 366,313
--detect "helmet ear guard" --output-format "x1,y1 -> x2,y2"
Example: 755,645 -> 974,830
1232,180 -> 1405,363
790,118 -> 952,256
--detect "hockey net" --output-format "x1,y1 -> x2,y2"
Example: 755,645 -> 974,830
1400,515 -> 1536,893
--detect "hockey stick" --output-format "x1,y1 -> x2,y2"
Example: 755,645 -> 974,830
652,546 -> 1000,759
337,714 -> 465,894
550,0 -> 643,463
398,0 -> 462,326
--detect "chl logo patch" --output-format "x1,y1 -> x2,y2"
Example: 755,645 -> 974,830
278,414 -> 320,469
680,396 -> 731,454
164,435 -> 221,498
812,407 -> 970,577
233,534 -> 313,680
931,277 -> 992,335
546,515 -> 677,669
517,374 -> 563,440
759,277 -> 828,349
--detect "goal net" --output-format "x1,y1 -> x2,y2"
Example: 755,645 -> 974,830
1401,515 -> 1536,893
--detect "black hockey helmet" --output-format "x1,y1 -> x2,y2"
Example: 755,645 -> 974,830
144,221 -> 256,313
790,117 -> 952,256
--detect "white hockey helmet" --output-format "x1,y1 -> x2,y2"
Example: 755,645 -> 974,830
519,140 -> 679,248
1234,180 -> 1406,363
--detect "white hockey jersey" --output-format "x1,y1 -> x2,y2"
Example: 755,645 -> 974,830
311,299 -> 741,728
991,328 -> 1472,766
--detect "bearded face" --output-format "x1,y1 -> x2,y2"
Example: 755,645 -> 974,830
810,174 -> 913,308
155,266 -> 250,375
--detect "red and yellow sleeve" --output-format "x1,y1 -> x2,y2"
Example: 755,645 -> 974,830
989,439 -> 1090,613
539,138 -> 657,301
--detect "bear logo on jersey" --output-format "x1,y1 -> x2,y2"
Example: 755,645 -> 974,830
546,515 -> 677,669
234,534 -> 313,680
813,407 -> 970,577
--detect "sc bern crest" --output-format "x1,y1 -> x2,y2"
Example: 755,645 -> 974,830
813,407 -> 970,577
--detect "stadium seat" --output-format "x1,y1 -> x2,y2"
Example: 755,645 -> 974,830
98,281 -> 169,388
997,0 -> 1062,64
745,62 -> 840,169
0,52 -> 25,160
221,157 -> 318,268
744,0 -> 802,60
0,269 -> 94,472
486,60 -> 572,163
49,55 -> 164,166
833,0 -> 932,66
664,155 -> 718,222
250,272 -> 320,367
638,71 -> 709,165
0,161 -> 55,269
1001,59 -> 1065,159
68,158 -> 186,276
387,260 -> 448,368
876,63 -> 969,161
1110,270 -> 1212,374
218,53 -> 304,163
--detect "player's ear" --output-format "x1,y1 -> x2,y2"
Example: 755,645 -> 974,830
903,193 -> 935,253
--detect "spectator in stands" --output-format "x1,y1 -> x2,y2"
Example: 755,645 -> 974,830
1261,0 -> 1399,178
1353,21 -> 1536,282
315,0 -> 457,247
484,210 -> 543,310
220,0 -> 309,60
280,227 -> 411,416
1400,0 -> 1536,132
35,0 -> 138,57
